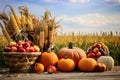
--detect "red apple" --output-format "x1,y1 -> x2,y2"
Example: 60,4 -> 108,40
26,46 -> 35,52
26,47 -> 30,52
33,45 -> 40,52
18,47 -> 26,52
29,46 -> 35,52
94,43 -> 102,49
26,40 -> 32,46
11,46 -> 17,52
96,52 -> 101,57
87,52 -> 95,58
23,42 -> 30,49
95,63 -> 107,72
17,40 -> 25,45
16,44 -> 23,49
47,65 -> 57,74
4,46 -> 11,52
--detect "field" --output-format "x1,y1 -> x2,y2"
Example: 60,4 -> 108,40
54,31 -> 120,66
0,31 -> 120,68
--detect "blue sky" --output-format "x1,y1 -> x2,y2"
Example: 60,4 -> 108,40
0,0 -> 120,34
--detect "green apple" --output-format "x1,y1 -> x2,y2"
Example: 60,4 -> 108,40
9,41 -> 16,47
34,45 -> 40,52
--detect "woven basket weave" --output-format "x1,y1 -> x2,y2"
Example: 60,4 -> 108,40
3,52 -> 41,72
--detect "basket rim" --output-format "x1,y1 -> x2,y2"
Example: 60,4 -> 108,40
3,52 -> 41,56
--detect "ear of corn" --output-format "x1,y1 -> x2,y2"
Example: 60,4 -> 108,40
27,18 -> 34,31
10,14 -> 20,34
20,13 -> 26,27
39,30 -> 44,52
43,21 -> 49,51
0,23 -> 12,42
8,5 -> 21,29
48,20 -> 55,45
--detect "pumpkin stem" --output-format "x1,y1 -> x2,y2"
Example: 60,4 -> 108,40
64,56 -> 67,59
47,47 -> 51,53
68,41 -> 74,49
47,44 -> 55,53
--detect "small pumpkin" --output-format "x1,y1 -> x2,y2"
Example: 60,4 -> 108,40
58,57 -> 75,72
57,41 -> 86,67
78,58 -> 97,72
38,48 -> 58,69
34,63 -> 44,73
97,56 -> 114,71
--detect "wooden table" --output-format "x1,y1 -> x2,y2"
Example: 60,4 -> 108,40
0,66 -> 120,80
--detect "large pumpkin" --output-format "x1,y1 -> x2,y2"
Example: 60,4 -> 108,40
57,41 -> 86,67
78,58 -> 97,72
58,57 -> 75,72
38,48 -> 58,69
97,56 -> 114,71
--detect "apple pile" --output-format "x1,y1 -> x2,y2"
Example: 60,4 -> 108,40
4,40 -> 40,52
86,43 -> 107,58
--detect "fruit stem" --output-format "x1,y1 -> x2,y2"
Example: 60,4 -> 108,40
68,41 -> 74,49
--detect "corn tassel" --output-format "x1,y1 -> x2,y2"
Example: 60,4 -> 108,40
0,23 -> 12,42
10,14 -> 20,34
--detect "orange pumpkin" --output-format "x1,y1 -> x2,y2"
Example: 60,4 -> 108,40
58,57 -> 75,72
34,63 -> 44,73
38,48 -> 58,69
57,41 -> 86,67
78,58 -> 97,72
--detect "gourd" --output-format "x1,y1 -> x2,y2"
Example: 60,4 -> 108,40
97,56 -> 114,71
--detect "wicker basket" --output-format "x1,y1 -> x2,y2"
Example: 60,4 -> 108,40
3,52 -> 41,73
87,42 -> 109,60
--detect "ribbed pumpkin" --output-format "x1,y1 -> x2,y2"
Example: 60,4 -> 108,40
78,58 -> 97,72
57,41 -> 86,67
38,48 -> 58,69
58,57 -> 75,72
97,56 -> 114,71
34,63 -> 44,73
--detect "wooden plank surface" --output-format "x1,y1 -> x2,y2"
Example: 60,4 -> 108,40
0,66 -> 120,80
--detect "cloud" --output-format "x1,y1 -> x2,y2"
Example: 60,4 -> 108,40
105,0 -> 120,3
59,13 -> 120,27
69,0 -> 90,3
44,0 -> 90,3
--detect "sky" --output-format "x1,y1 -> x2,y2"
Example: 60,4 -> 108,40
0,0 -> 120,35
